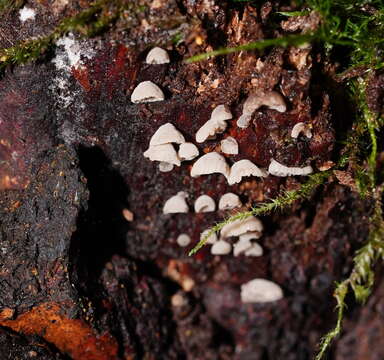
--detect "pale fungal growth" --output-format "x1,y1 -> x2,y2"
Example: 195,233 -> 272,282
211,240 -> 232,255
146,47 -> 170,64
221,217 -> 263,238
178,142 -> 199,161
201,229 -> 218,244
19,7 -> 36,22
149,123 -> 185,146
195,105 -> 232,143
190,152 -> 230,178
268,159 -> 313,177
158,162 -> 174,172
177,233 -> 191,247
218,193 -> 242,210
244,243 -> 263,257
291,122 -> 312,139
163,191 -> 189,214
144,143 -> 180,166
131,81 -> 165,103
233,238 -> 252,257
194,195 -> 216,213
239,231 -> 262,241
220,136 -> 239,155
227,159 -> 267,185
240,279 -> 283,303
237,91 -> 287,129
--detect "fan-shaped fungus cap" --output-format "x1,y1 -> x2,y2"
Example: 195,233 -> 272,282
201,229 -> 217,244
291,122 -> 312,139
233,238 -> 252,256
159,162 -> 174,172
131,81 -> 165,103
227,159 -> 267,185
262,91 -> 287,112
177,233 -> 191,247
144,143 -> 180,166
211,240 -> 232,255
178,142 -> 199,161
191,152 -> 230,178
244,243 -> 263,257
239,231 -> 262,241
218,193 -> 242,210
221,217 -> 263,238
241,279 -> 283,303
146,47 -> 170,64
163,191 -> 189,214
211,104 -> 232,122
194,195 -> 216,213
268,159 -> 313,177
149,123 -> 185,146
221,136 -> 239,155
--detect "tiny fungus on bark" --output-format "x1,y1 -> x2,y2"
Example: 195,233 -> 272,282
144,143 -> 180,166
131,81 -> 165,103
146,47 -> 170,64
158,162 -> 174,172
211,240 -> 232,255
240,279 -> 283,303
201,229 -> 218,244
268,159 -> 313,177
227,159 -> 267,185
178,142 -> 199,161
220,136 -> 239,155
163,191 -> 189,214
218,193 -> 242,210
194,195 -> 216,213
176,233 -> 191,247
244,243 -> 263,257
221,217 -> 263,238
149,123 -> 185,146
291,122 -> 312,139
239,231 -> 262,241
191,152 -> 230,178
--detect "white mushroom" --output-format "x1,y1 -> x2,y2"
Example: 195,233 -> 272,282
194,195 -> 216,213
159,162 -> 174,172
227,159 -> 267,185
221,217 -> 263,238
200,229 -> 218,244
244,243 -> 263,257
221,136 -> 239,155
196,105 -> 232,143
291,122 -> 312,139
149,123 -> 185,146
178,142 -> 199,161
239,231 -> 262,241
218,193 -> 242,210
240,279 -> 283,303
163,191 -> 189,214
237,91 -> 287,129
190,152 -> 230,178
144,143 -> 180,166
268,159 -> 313,177
233,238 -> 252,257
177,233 -> 191,247
211,240 -> 232,255
146,47 -> 170,64
131,81 -> 165,103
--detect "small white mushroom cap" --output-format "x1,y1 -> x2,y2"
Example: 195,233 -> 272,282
146,47 -> 170,64
177,233 -> 191,247
190,152 -> 230,178
178,142 -> 199,161
227,159 -> 267,185
194,195 -> 216,213
221,136 -> 239,155
163,191 -> 189,214
244,243 -> 263,257
149,123 -> 185,146
233,239 -> 252,256
241,278 -> 283,303
210,104 -> 233,122
237,91 -> 287,129
221,217 -> 263,238
239,231 -> 262,241
195,105 -> 232,143
218,193 -> 242,210
131,81 -> 165,103
201,229 -> 218,244
291,122 -> 312,139
268,159 -> 313,177
159,162 -> 174,172
144,143 -> 180,166
211,240 -> 232,255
